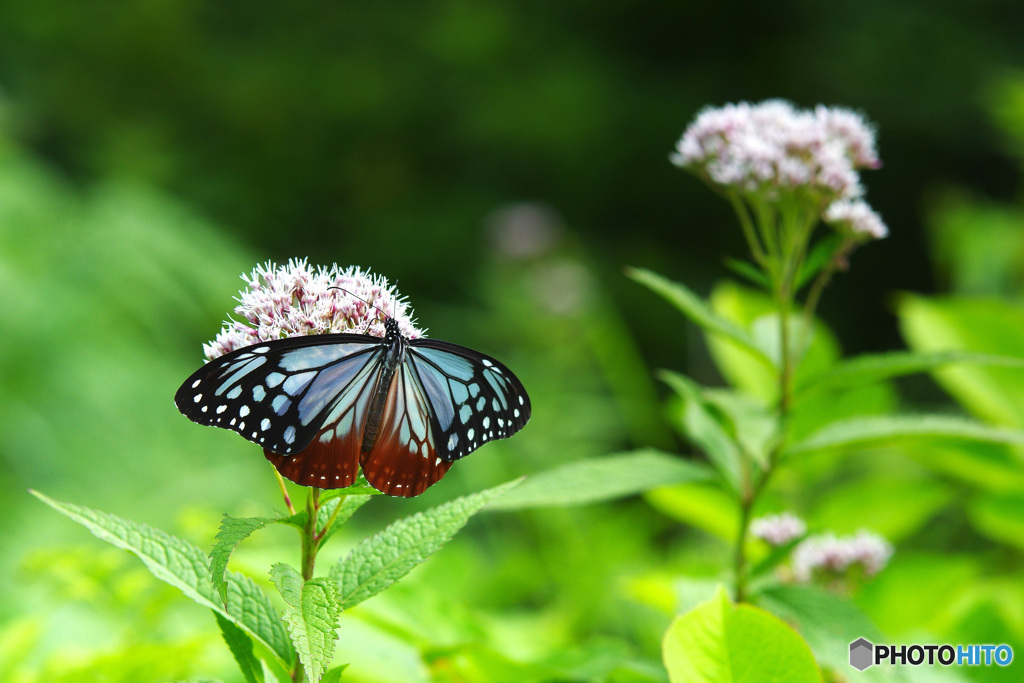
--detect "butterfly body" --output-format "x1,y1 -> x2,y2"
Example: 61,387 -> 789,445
175,318 -> 530,496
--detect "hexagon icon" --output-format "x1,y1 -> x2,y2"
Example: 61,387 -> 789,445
849,638 -> 874,671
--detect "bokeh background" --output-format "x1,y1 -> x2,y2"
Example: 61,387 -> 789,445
3,1 -> 1024,681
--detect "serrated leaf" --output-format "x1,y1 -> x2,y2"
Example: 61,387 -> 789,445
321,666 -> 348,683
277,495 -> 371,544
318,475 -> 383,499
31,490 -> 293,670
320,496 -> 372,549
215,612 -> 265,683
486,450 -> 713,510
270,563 -> 305,607
786,415 -> 1024,456
627,267 -> 774,369
211,515 -> 274,605
330,479 -> 520,609
661,370 -> 743,490
282,578 -> 341,683
797,350 -> 1024,394
663,586 -> 819,683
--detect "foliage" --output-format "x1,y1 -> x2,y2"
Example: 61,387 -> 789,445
5,18 -> 1024,681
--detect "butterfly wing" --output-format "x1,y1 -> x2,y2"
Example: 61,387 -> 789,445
176,332 -> 531,497
406,339 -> 531,461
359,361 -> 452,496
174,334 -> 382,458
359,340 -> 531,497
262,342 -> 388,488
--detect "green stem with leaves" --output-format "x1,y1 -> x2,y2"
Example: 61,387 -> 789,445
733,209 -> 809,603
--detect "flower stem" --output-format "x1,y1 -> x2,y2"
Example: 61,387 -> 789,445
274,468 -> 296,515
734,211 -> 803,602
301,488 -> 321,581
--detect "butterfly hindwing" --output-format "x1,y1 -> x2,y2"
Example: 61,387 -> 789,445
360,362 -> 452,496
407,339 -> 531,462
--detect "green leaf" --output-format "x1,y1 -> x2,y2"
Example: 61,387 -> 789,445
282,578 -> 341,683
724,257 -> 770,288
321,666 -> 349,683
661,370 -> 743,490
794,233 -> 843,291
786,415 -> 1024,456
968,492 -> 1024,550
898,294 -> 1024,426
271,563 -> 305,607
810,477 -> 952,542
798,350 -> 1024,393
31,490 -> 294,670
702,388 -> 778,469
278,495 -> 372,548
705,281 -> 840,404
215,612 -> 265,683
755,584 -> 891,681
486,450 -> 714,510
645,482 -> 739,542
662,586 -> 819,683
211,515 -> 274,605
330,479 -> 520,609
318,475 -> 383,499
627,267 -> 773,368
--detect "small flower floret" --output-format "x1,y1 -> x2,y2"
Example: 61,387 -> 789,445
791,530 -> 893,582
204,259 -> 422,360
750,512 -> 807,546
824,199 -> 888,240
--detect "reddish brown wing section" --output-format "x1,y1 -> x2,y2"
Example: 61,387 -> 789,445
263,424 -> 362,489
360,363 -> 452,497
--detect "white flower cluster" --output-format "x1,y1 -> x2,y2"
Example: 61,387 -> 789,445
791,530 -> 893,582
672,100 -> 887,239
672,100 -> 878,199
203,259 -> 423,361
750,512 -> 807,546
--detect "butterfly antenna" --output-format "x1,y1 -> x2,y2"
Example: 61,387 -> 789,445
327,286 -> 391,323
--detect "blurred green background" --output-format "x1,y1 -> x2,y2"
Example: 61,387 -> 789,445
3,1 -> 1024,681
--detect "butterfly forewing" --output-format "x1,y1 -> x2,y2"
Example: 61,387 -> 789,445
174,335 -> 381,454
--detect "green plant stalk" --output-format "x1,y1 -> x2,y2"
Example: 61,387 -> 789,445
302,488 -> 321,581
292,487 -> 326,683
733,207 -> 811,602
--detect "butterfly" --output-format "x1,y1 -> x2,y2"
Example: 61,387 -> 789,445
174,316 -> 531,497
